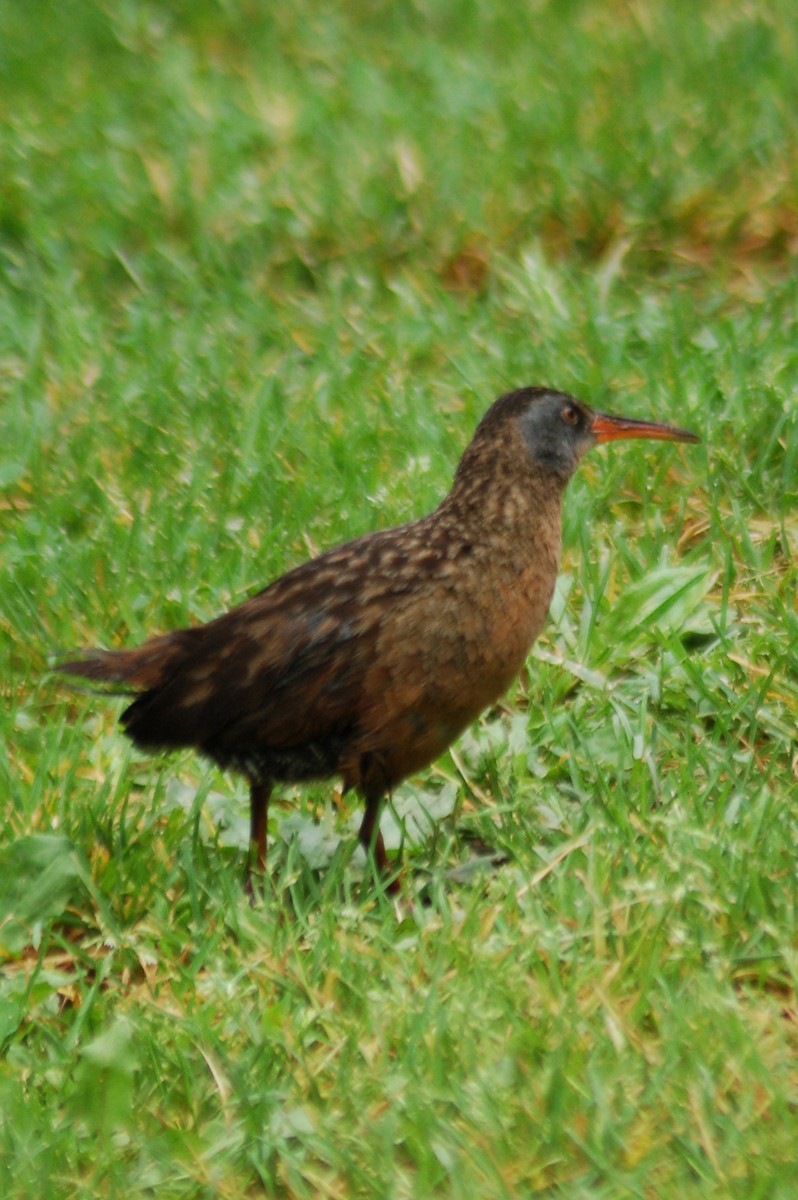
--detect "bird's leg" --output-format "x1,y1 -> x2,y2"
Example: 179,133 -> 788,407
358,794 -> 389,870
245,780 -> 271,898
358,754 -> 401,894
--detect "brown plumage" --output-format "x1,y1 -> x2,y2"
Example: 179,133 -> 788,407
58,386 -> 698,891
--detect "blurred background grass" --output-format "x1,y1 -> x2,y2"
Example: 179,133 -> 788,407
2,1 -> 798,1196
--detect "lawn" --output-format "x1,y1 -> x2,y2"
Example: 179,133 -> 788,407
2,1 -> 798,1196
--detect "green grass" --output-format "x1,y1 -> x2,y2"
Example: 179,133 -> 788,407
2,1 -> 798,1195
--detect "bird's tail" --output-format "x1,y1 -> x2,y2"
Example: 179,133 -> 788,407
56,633 -> 188,693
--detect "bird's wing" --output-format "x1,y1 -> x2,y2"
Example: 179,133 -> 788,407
119,528 -> 425,754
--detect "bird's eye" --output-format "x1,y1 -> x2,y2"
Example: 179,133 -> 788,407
561,405 -> 579,426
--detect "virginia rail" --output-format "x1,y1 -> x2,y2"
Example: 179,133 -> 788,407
58,387 -> 698,891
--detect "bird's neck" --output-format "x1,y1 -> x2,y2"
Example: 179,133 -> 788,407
433,444 -> 566,571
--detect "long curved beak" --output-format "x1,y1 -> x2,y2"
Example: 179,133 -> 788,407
591,411 -> 700,445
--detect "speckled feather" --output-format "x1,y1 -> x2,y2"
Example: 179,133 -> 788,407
58,385 -> 697,887
63,391 -> 562,796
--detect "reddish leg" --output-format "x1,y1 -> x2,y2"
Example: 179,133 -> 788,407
358,788 -> 401,895
246,780 -> 271,897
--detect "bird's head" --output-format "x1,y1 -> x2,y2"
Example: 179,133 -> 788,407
491,386 -> 699,481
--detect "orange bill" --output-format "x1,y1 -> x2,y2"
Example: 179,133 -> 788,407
591,411 -> 700,444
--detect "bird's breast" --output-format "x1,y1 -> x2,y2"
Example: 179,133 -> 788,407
349,533 -> 560,787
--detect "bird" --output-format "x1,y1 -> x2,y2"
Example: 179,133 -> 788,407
58,386 -> 699,893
